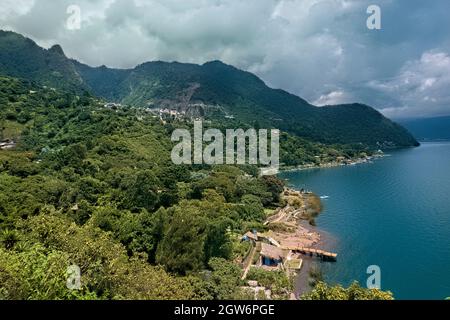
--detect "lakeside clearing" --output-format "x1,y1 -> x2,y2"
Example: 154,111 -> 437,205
240,187 -> 338,299
275,154 -> 389,297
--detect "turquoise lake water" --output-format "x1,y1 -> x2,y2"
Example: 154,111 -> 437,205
279,142 -> 450,300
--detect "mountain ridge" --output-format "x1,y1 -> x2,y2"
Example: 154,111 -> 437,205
0,30 -> 87,92
0,30 -> 419,148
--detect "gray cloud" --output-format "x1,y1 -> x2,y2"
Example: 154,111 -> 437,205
373,51 -> 450,118
1,0 -> 449,118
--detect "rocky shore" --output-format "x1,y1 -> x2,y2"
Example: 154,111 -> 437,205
281,152 -> 385,173
262,188 -> 333,298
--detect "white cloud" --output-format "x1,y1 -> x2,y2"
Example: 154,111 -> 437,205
0,0 -> 34,20
313,90 -> 351,106
374,50 -> 450,118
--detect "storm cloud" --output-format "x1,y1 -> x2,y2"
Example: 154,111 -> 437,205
1,0 -> 449,119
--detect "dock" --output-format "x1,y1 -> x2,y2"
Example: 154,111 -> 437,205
283,246 -> 337,261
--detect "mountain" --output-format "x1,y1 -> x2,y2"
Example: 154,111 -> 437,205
0,31 -> 87,92
0,30 -> 419,148
398,116 -> 450,141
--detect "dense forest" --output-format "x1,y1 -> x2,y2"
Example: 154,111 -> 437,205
0,76 -> 393,300
0,30 -> 404,300
0,30 -> 418,149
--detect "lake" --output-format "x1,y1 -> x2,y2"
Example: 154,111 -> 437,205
279,142 -> 450,300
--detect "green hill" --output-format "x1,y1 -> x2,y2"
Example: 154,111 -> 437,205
0,31 -> 399,300
0,31 -> 87,92
0,74 -> 293,299
0,30 -> 419,148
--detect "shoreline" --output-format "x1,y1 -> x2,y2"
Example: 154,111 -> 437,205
279,153 -> 386,173
262,188 -> 336,298
280,153 -> 386,297
252,152 -> 390,298
293,220 -> 338,297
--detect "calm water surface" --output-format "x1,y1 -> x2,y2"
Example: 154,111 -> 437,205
279,142 -> 450,300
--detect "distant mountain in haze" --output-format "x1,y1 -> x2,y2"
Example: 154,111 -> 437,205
0,30 -> 419,148
398,116 -> 450,141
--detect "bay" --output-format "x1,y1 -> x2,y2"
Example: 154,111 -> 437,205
279,142 -> 450,300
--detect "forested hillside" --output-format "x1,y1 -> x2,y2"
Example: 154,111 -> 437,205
0,76 -> 274,299
0,75 -> 394,300
0,30 -> 418,149
76,59 -> 419,148
0,31 -> 86,93
0,30 -> 405,301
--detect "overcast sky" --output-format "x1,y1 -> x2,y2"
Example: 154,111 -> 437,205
1,0 -> 450,119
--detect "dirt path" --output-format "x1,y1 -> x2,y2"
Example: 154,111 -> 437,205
241,245 -> 257,280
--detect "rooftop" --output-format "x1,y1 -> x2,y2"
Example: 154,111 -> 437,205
260,243 -> 284,261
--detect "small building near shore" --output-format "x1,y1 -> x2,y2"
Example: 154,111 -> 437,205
242,231 -> 258,242
260,243 -> 285,267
